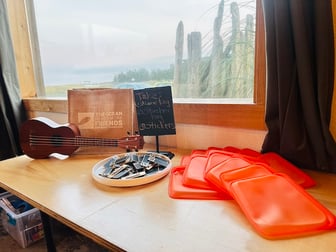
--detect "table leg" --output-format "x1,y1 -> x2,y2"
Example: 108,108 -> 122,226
40,211 -> 56,252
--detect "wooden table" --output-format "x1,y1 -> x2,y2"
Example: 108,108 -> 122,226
0,147 -> 336,252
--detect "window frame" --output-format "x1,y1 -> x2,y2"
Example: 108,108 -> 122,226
7,0 -> 265,130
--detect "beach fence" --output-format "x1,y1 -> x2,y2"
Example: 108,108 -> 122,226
173,0 -> 255,99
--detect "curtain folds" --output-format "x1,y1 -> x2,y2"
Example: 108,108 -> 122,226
0,0 -> 26,160
261,0 -> 336,172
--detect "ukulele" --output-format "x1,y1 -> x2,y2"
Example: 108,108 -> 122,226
19,117 -> 144,159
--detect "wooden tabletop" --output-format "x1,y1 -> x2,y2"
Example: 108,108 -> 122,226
0,147 -> 336,252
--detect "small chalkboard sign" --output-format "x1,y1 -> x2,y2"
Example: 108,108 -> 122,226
134,86 -> 176,136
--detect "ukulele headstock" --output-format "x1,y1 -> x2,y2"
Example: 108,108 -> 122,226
118,134 -> 144,151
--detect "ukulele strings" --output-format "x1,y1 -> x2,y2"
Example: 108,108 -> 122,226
28,135 -> 125,147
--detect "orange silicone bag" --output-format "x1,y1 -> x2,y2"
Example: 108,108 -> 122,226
204,150 -> 236,173
217,163 -> 274,195
226,173 -> 336,239
204,157 -> 252,196
179,147 -> 225,172
259,152 -> 316,188
168,166 -> 229,200
222,147 -> 315,188
181,150 -> 234,190
182,155 -> 214,190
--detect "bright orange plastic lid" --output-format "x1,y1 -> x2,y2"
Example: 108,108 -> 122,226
181,150 -> 234,190
168,166 -> 230,200
206,147 -> 316,188
204,157 -> 252,196
259,152 -> 316,188
180,155 -> 192,166
218,163 -> 274,195
226,173 -> 336,239
204,151 -> 234,173
182,155 -> 214,190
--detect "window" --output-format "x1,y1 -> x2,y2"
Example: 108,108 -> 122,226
32,0 -> 257,100
7,0 -> 265,129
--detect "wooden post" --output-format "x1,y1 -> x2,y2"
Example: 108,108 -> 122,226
223,2 -> 240,98
173,21 -> 184,97
243,14 -> 254,98
209,0 -> 224,97
187,32 -> 202,97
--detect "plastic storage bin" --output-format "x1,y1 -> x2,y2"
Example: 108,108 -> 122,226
0,193 -> 44,248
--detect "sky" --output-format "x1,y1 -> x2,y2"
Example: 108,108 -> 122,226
33,0 -> 255,85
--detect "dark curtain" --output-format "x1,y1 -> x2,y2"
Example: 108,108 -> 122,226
0,0 -> 27,160
261,0 -> 336,172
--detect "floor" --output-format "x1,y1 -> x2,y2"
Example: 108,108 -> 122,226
0,216 -> 110,252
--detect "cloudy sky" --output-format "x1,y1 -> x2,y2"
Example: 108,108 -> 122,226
33,0 -> 255,85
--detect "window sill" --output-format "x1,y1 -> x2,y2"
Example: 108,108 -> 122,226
23,98 -> 266,130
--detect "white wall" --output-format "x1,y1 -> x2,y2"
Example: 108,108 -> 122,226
33,111 -> 266,151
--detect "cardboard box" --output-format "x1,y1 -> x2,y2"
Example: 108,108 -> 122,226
0,194 -> 44,248
68,88 -> 139,154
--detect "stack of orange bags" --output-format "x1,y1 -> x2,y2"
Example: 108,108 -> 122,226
168,146 -> 336,239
